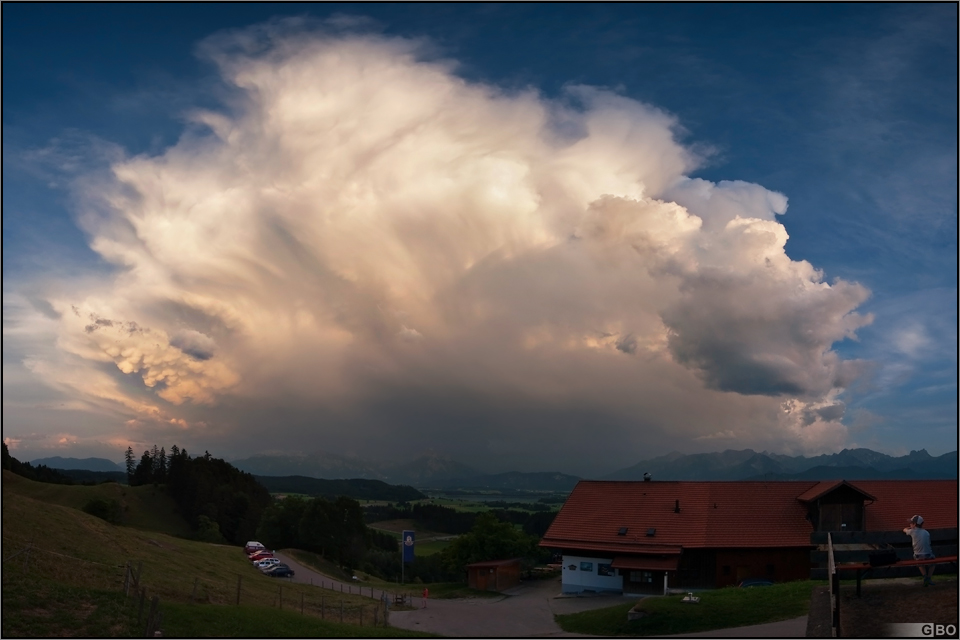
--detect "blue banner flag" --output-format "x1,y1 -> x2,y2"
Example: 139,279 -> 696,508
402,530 -> 415,563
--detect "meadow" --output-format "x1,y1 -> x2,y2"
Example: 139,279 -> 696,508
1,471 -> 432,637
555,581 -> 814,636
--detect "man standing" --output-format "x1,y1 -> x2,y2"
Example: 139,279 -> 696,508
903,515 -> 935,586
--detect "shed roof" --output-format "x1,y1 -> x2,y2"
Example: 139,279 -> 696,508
541,479 -> 957,551
466,558 -> 521,569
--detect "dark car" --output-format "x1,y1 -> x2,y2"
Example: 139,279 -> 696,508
738,578 -> 774,588
265,565 -> 295,578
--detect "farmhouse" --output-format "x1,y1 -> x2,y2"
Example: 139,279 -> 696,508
540,479 -> 957,594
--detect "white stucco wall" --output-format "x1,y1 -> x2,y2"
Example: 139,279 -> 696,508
561,554 -> 623,593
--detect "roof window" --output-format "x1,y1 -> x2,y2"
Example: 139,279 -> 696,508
646,527 -> 656,537
617,527 -> 628,536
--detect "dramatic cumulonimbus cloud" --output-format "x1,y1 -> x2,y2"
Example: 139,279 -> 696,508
10,23 -> 874,468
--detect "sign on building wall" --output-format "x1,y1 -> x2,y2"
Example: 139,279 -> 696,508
402,530 -> 415,563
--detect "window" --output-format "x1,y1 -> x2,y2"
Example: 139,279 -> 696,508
598,563 -> 614,577
722,565 -> 731,576
580,562 -> 593,572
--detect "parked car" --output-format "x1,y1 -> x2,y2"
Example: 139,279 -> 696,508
255,558 -> 281,569
264,565 -> 295,578
251,555 -> 275,565
244,541 -> 266,554
249,550 -> 274,561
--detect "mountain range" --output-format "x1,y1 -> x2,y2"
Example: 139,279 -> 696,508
34,447 -> 956,491
605,448 -> 958,481
230,447 -> 956,488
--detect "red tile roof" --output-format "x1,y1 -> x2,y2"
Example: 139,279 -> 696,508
854,480 -> 958,531
541,480 -> 958,551
796,480 -> 876,502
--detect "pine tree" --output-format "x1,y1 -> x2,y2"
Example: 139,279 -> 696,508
131,450 -> 153,486
124,447 -> 136,483
157,447 -> 167,482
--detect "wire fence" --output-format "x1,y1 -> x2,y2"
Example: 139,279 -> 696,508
1,540 -> 393,634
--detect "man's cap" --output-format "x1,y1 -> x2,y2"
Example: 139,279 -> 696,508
909,515 -> 924,525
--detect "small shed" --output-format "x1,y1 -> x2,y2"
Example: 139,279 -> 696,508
466,558 -> 522,592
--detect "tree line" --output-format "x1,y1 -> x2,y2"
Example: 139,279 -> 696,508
364,502 -> 558,537
10,441 -> 556,585
126,445 -> 270,546
2,443 -> 74,484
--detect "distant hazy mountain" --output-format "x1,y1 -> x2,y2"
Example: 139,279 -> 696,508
606,448 -> 958,481
381,452 -> 481,486
30,457 -> 122,472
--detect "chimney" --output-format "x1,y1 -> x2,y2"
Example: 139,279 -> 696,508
643,472 -> 651,482
674,499 -> 680,513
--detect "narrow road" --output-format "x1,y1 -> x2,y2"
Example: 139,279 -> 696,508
272,552 -> 807,638
272,551 -> 396,602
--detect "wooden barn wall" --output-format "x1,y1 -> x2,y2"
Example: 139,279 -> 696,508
713,547 -> 811,587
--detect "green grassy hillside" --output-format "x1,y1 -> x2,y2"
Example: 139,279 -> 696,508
2,470 -> 192,537
2,471 -> 431,637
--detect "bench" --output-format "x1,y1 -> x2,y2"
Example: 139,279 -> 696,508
810,528 -> 958,597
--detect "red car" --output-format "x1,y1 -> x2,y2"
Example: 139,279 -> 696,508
249,550 -> 274,561
244,542 -> 266,554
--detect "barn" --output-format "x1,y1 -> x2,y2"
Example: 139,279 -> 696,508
540,479 -> 957,594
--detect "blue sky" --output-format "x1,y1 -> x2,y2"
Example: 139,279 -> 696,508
3,4 -> 956,472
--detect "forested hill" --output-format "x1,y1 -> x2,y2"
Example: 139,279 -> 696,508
254,475 -> 425,501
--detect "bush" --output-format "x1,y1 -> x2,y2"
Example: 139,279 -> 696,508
196,515 -> 228,543
81,498 -> 123,524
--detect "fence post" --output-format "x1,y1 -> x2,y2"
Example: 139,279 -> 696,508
138,588 -> 146,625
340,599 -> 343,623
145,595 -> 159,638
236,575 -> 242,605
301,592 -> 304,615
124,562 -> 131,597
828,532 -> 840,638
191,577 -> 199,602
136,561 -> 143,589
